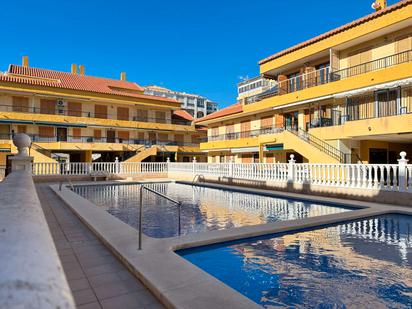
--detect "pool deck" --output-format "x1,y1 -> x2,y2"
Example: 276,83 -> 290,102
36,184 -> 164,309
50,180 -> 412,309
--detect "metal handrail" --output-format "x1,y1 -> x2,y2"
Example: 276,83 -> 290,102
287,128 -> 349,163
138,185 -> 182,250
192,174 -> 204,184
58,177 -> 75,191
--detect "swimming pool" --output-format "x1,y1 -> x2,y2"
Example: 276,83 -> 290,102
74,182 -> 353,238
179,214 -> 412,308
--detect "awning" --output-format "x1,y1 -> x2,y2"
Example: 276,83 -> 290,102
33,121 -> 87,128
231,147 -> 259,153
0,119 -> 33,125
264,144 -> 284,151
334,77 -> 412,98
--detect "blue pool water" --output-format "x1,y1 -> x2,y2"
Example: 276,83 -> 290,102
74,182 -> 352,238
179,214 -> 412,308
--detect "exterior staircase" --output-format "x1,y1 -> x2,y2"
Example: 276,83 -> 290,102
283,129 -> 354,163
124,146 -> 157,162
29,143 -> 58,163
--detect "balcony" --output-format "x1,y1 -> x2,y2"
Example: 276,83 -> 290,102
207,126 -> 284,142
0,105 -> 191,126
251,49 -> 412,103
0,133 -> 200,147
307,86 -> 412,129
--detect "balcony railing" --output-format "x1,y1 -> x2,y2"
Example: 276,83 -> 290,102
331,49 -> 412,81
308,86 -> 412,129
207,126 -> 284,142
250,49 -> 412,102
0,104 -> 191,126
0,133 -> 200,147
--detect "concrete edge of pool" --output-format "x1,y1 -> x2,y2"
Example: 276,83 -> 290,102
50,180 -> 412,309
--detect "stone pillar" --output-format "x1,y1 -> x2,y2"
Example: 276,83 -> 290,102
398,151 -> 408,192
9,133 -> 33,173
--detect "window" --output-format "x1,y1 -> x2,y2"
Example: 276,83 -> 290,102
94,105 -> 108,119
375,88 -> 400,118
117,107 -> 129,121
68,102 -> 82,117
288,72 -> 301,92
316,63 -> 330,84
12,97 -> 29,113
40,99 -> 56,115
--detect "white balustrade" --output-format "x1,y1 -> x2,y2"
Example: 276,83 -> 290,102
31,152 -> 412,193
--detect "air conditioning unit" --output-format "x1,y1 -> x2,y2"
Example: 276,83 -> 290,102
56,99 -> 65,114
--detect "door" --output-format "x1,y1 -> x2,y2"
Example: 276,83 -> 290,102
148,132 -> 156,145
95,105 -> 108,119
56,128 -> 67,142
40,99 -> 56,115
240,121 -> 251,138
117,107 -> 129,121
284,112 -> 298,131
107,130 -> 116,143
375,88 -> 400,118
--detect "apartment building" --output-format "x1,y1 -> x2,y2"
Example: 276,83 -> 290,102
237,76 -> 277,104
0,57 -> 206,165
144,85 -> 218,118
197,0 -> 412,164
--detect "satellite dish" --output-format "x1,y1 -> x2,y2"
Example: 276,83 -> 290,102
371,1 -> 381,10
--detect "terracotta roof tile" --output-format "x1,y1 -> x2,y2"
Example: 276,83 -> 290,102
195,102 -> 242,123
0,65 -> 178,103
259,0 -> 412,65
173,109 -> 194,121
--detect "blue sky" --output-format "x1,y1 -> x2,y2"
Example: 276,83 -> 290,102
0,0 -> 397,108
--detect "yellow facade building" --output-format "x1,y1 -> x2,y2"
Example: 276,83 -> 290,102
0,57 -> 206,166
197,0 -> 412,164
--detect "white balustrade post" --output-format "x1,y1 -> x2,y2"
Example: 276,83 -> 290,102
287,154 -> 296,184
10,133 -> 34,173
398,151 -> 408,192
229,157 -> 234,178
192,157 -> 197,175
166,157 -> 170,175
115,157 -> 120,174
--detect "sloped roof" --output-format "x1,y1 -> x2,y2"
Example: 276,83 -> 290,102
259,0 -> 412,65
0,65 -> 178,103
173,109 -> 194,121
195,102 -> 242,123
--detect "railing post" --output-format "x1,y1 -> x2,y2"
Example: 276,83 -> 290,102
166,157 -> 170,175
115,157 -> 120,174
288,154 -> 296,184
192,157 -> 197,175
398,151 -> 408,192
229,157 -> 234,178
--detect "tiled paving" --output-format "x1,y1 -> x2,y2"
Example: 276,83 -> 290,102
36,184 -> 164,309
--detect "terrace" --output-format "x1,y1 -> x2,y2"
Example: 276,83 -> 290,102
246,49 -> 412,104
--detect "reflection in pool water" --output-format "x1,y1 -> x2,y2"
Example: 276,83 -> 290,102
74,182 -> 352,238
179,214 -> 412,308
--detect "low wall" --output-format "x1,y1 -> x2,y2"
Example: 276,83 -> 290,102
0,170 -> 75,308
168,172 -> 412,207
33,173 -> 168,183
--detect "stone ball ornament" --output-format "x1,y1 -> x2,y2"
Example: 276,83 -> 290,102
12,133 -> 32,156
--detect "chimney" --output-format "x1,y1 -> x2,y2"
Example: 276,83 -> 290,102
120,72 -> 126,81
22,56 -> 29,68
372,0 -> 387,11
79,64 -> 85,76
71,64 -> 77,74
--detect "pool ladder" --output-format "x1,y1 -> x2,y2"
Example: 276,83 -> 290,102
192,174 -> 204,184
138,184 -> 182,250
58,177 -> 75,191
